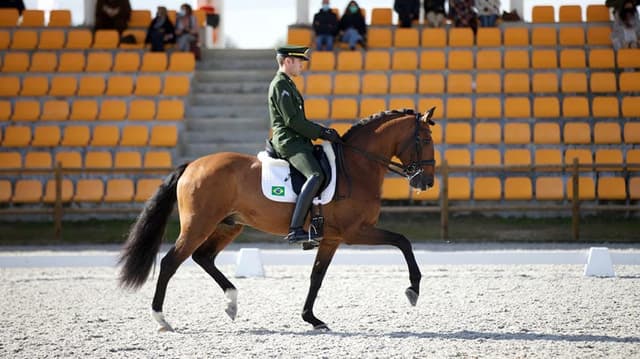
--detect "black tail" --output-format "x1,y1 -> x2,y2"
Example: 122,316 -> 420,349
118,163 -> 189,289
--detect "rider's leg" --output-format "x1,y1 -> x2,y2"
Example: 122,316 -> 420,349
285,151 -> 325,243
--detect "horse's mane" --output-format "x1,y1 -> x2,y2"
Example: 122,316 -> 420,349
341,109 -> 417,142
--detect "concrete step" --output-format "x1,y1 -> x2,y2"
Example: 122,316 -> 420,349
186,117 -> 268,132
186,104 -> 268,119
193,81 -> 270,94
196,58 -> 275,71
184,129 -> 267,143
194,70 -> 274,83
191,93 -> 266,106
182,142 -> 263,157
201,49 -> 273,60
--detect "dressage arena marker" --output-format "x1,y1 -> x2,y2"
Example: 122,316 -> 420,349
584,247 -> 616,277
234,248 -> 265,278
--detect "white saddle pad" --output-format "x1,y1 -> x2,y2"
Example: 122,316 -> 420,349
257,142 -> 337,205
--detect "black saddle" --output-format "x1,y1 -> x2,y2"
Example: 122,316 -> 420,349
265,140 -> 332,196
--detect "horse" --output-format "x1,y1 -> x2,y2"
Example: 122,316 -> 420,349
118,108 -> 437,331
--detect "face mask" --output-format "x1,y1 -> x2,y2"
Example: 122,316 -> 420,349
349,5 -> 358,14
322,4 -> 329,11
178,9 -> 186,16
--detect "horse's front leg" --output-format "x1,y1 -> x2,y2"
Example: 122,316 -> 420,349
301,239 -> 339,330
344,226 -> 422,306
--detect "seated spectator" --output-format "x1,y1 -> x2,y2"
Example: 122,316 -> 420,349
313,0 -> 339,51
611,0 -> 640,49
95,0 -> 131,33
424,0 -> 446,27
394,0 -> 420,28
449,0 -> 477,34
175,3 -> 199,54
476,0 -> 500,27
145,6 -> 175,52
0,0 -> 25,15
338,1 -> 367,50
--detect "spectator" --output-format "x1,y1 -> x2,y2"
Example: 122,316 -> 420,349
0,0 -> 25,15
449,0 -> 477,34
175,3 -> 199,53
611,0 -> 640,49
424,0 -> 446,27
145,6 -> 175,52
95,0 -> 131,33
338,1 -> 367,50
312,0 -> 339,51
476,0 -> 500,27
394,0 -> 420,28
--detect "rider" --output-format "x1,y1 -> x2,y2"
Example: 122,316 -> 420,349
268,45 -> 341,244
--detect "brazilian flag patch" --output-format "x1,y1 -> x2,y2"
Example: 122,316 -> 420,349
271,186 -> 285,196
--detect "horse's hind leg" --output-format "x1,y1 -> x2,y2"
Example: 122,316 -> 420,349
191,222 -> 244,321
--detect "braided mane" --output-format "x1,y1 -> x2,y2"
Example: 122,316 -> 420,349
341,109 -> 417,142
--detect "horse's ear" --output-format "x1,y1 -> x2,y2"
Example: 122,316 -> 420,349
421,107 -> 436,125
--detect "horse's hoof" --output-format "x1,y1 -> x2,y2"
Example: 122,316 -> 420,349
157,325 -> 174,333
152,311 -> 175,332
405,287 -> 419,306
225,289 -> 238,321
313,323 -> 330,332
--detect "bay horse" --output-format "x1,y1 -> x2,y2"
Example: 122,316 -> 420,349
118,108 -> 436,331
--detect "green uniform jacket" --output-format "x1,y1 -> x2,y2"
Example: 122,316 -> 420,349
268,71 -> 323,158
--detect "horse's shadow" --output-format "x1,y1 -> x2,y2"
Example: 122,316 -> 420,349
247,329 -> 640,344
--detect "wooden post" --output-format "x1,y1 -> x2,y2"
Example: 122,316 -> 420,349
54,162 -> 63,241
571,158 -> 579,241
440,160 -> 449,240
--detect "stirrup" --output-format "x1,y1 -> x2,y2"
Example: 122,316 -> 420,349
284,227 -> 321,245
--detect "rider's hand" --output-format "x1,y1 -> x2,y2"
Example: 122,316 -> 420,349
319,128 -> 341,143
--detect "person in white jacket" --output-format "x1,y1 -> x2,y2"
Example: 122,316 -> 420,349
476,0 -> 500,27
611,0 -> 640,50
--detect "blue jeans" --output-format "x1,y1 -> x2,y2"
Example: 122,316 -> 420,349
341,27 -> 362,50
479,14 -> 498,27
315,34 -> 334,51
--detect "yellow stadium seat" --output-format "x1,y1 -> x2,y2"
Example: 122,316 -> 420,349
587,5 -> 611,22
362,74 -> 388,94
140,52 -> 168,72
447,49 -> 473,70
534,123 -> 560,144
12,100 -> 40,122
446,98 -> 471,119
1,52 -> 29,72
333,74 -> 360,95
448,27 -> 474,47
446,73 -> 472,94
617,48 -> 640,68
536,177 -> 564,201
74,179 -> 105,202
629,177 -> 640,199
305,74 -> 332,95
505,177 -> 532,200
594,122 -> 621,144
567,177 -> 596,200
20,9 -> 44,27
475,73 -> 500,94
446,177 -> 470,200
504,97 -> 531,118
49,76 -> 77,96
93,29 -> 119,49
622,96 -> 640,117
430,124 -> 442,144
58,52 -> 85,72
38,30 -> 65,49
394,28 -> 419,47
162,75 -> 190,96
503,72 -> 529,93
563,122 -> 591,144
445,149 -> 470,169
143,151 -> 172,168
532,49 -> 557,69
368,28 -> 392,48
0,76 -> 19,96
390,73 -> 416,94
66,29 -> 92,49
592,96 -> 619,118
12,180 -> 43,203
0,100 -> 9,120
475,97 -> 501,119
157,100 -> 184,121
85,52 -> 113,72
168,52 -> 195,72
129,99 -> 156,121
54,151 -> 82,168
534,97 -> 560,118
84,151 -> 112,168
114,151 -> 142,168
0,152 -> 21,168
565,149 -> 593,170
559,5 -> 582,22
597,177 -> 626,200
304,98 -> 329,120
20,76 -> 47,96
531,72 -> 558,93
61,125 -> 90,146
0,30 -> 8,49
628,149 -> 640,171
504,123 -> 530,144
336,51 -> 362,71
98,99 -> 127,121
48,10 -> 71,27
560,49 -> 586,69
371,8 -> 392,25
381,177 -> 410,200
43,179 -> 74,203
0,8 -> 19,27
476,50 -> 501,70
421,28 -> 446,48
113,52 -> 140,72
418,74 -> 444,94
419,50 -> 445,70
473,177 -> 501,200
503,50 -> 529,69
105,76 -> 134,96
359,98 -> 386,118
532,5 -> 555,23
330,98 -> 358,120
391,50 -> 418,70
310,52 -> 335,71
503,27 -> 529,46
364,50 -> 390,70
531,27 -> 556,46
476,28 -> 501,47
10,30 -> 38,49
120,125 -> 149,146
561,72 -> 587,93
76,76 -> 105,97
589,49 -> 615,69
40,100 -> 69,121
445,123 -> 471,144
69,100 -> 98,121
561,96 -> 588,118
91,125 -> 120,147
287,27 -> 312,46
619,72 -> 640,92
504,149 -> 532,169
587,26 -> 611,46
29,52 -> 57,72
292,75 -> 304,93
595,149 -> 623,171
559,27 -> 585,46
474,122 -> 501,144
589,72 -> 617,93
625,123 -> 640,144
24,151 -> 52,168
535,149 -> 562,167
134,75 -> 161,96
128,10 -> 151,27
389,97 -> 415,111
135,179 -> 163,202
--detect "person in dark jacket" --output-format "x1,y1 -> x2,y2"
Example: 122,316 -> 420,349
95,0 -> 131,33
338,1 -> 367,50
0,0 -> 25,15
313,0 -> 339,51
424,0 -> 446,27
145,6 -> 176,52
394,0 -> 420,27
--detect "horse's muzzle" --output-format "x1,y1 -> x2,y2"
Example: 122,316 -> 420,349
410,174 -> 434,191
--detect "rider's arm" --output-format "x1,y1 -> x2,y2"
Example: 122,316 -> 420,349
275,80 -> 323,140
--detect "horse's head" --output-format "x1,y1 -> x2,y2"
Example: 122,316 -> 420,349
395,107 -> 436,191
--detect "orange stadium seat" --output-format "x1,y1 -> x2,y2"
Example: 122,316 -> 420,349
394,28 -> 419,47
473,177 -> 501,200
331,98 -> 358,120
168,52 -> 195,72
505,177 -> 532,200
567,177 -> 596,200
66,29 -> 92,49
144,151 -> 172,168
475,97 -> 501,119
84,151 -> 112,168
590,72 -> 617,93
162,75 -> 190,96
20,76 -> 48,96
447,49 -> 473,70
595,149 -> 623,171
91,125 -> 120,146
134,75 -> 162,96
592,96 -> 619,118
391,51 -> 418,70
86,52 -> 113,72
559,5 -> 582,22
389,97 -> 415,111
371,8 -> 392,25
622,96 -> 640,117
0,76 -> 20,96
617,48 -> 640,68
29,52 -> 57,72
98,99 -> 127,121
93,29 -> 119,49
359,98 -> 386,118
534,123 -> 560,144
287,28 -> 312,46
504,50 -> 529,69
105,76 -> 134,96
0,152 -> 21,169
58,52 -> 85,72
504,72 -> 529,93
594,122 -> 622,144
24,151 -> 52,168
0,30 -> 8,49
43,179 -> 74,203
532,72 -> 558,93
310,52 -> 335,71
40,100 -> 69,121
419,50 -> 445,70
597,177 -> 626,200
114,151 -> 142,168
333,73 -> 360,95
1,52 -> 29,72
38,30 -> 65,49
503,27 -> 529,46
504,123 -> 530,144
135,179 -> 163,202
619,72 -> 640,92
476,49 -> 501,70
476,28 -> 501,47
446,98 -> 472,119
534,149 -> 562,167
475,73 -> 501,94
474,122 -> 501,144
304,98 -> 329,120
536,177 -> 564,201
368,28 -> 392,48
364,50 -> 390,70
390,73 -> 416,94
305,74 -> 332,95
625,123 -> 640,144
156,99 -> 184,120
61,125 -> 90,146
629,177 -> 640,200
418,73 -> 444,94
534,97 -> 560,118
113,52 -> 141,72
587,5 -> 611,22
129,10 -> 151,27
587,27 -> 611,46
563,122 -> 591,144
559,27 -> 585,46
532,27 -> 556,46
562,96 -> 589,118
444,149 -> 471,168
48,10 -> 71,27
532,5 -> 555,23
50,76 -> 77,96
589,49 -> 615,69
120,125 -> 149,146
128,99 -> 156,120
10,30 -> 38,50
12,100 -> 40,122
381,178 -> 410,200
532,49 -> 557,69
55,151 -> 83,168
504,97 -> 531,118
446,73 -> 472,93
336,51 -> 362,71
12,180 -> 43,203
0,100 -> 9,120
561,72 -> 587,93
446,177 -> 470,200
0,8 -> 19,27
20,10 -> 45,27
69,100 -> 98,121
362,73 -> 388,94
445,123 -> 471,144
560,49 -> 586,69
140,52 -> 168,72
448,28 -> 474,47
74,179 -> 105,202
421,28 -> 446,48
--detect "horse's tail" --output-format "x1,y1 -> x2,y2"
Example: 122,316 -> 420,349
118,162 -> 189,290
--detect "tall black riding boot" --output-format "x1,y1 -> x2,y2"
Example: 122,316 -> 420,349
284,175 -> 322,244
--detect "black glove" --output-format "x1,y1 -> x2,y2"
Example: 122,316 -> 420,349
319,128 -> 341,143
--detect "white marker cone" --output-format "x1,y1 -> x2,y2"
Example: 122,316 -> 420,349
235,248 -> 265,278
584,247 -> 615,277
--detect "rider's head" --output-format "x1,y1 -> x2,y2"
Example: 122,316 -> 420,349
276,45 -> 310,77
